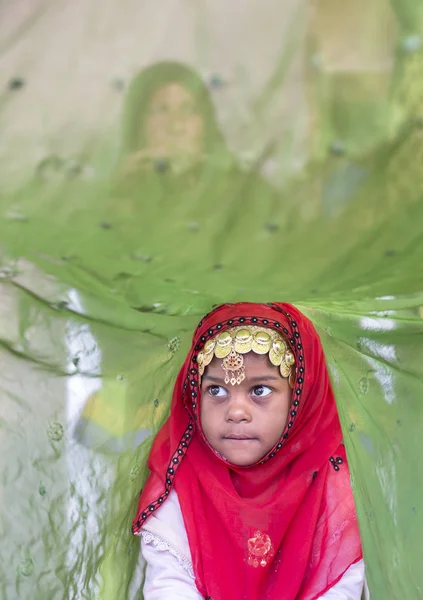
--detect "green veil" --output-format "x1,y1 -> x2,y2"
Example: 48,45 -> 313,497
1,1 -> 423,598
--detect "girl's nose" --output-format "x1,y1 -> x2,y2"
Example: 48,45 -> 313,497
226,393 -> 252,423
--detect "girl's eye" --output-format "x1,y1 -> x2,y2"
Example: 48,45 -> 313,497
251,385 -> 272,398
208,385 -> 227,398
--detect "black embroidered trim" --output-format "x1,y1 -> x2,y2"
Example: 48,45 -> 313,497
329,456 -> 344,471
132,418 -> 194,533
133,307 -> 306,532
257,306 -> 305,464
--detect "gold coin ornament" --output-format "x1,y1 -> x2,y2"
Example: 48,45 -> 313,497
197,326 -> 296,387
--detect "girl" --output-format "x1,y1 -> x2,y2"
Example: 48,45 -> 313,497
104,62 -> 279,269
133,302 -> 364,599
118,61 -> 229,179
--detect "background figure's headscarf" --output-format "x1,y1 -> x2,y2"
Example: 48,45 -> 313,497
120,61 -> 227,159
109,60 -> 239,229
134,302 -> 362,600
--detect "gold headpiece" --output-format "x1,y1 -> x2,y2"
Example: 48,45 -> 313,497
197,326 -> 296,387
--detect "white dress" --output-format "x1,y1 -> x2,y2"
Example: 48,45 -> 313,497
137,490 -> 367,600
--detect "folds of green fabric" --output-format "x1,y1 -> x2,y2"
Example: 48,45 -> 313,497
1,7 -> 423,599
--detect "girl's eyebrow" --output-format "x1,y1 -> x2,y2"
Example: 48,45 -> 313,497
202,375 -> 225,383
247,375 -> 281,383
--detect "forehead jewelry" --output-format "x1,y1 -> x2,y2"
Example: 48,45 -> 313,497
197,326 -> 296,388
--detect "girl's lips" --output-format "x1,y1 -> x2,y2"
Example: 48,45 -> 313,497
224,434 -> 257,440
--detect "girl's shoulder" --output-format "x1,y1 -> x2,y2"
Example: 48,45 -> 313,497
139,489 -> 194,577
141,488 -> 185,536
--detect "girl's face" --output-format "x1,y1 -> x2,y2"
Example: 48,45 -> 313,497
200,353 -> 292,466
143,82 -> 204,158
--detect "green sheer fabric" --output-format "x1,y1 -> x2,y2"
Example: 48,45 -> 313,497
1,1 -> 423,598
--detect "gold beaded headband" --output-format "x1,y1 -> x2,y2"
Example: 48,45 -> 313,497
197,326 -> 296,388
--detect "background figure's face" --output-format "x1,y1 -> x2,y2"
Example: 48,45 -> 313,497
143,82 -> 205,160
200,353 -> 292,466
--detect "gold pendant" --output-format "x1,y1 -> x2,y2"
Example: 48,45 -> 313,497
247,531 -> 275,568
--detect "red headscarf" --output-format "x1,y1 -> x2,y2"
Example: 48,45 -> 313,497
133,303 -> 362,599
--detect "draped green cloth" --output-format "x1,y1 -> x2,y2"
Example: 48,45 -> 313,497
1,1 -> 423,598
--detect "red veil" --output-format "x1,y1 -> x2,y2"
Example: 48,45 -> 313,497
133,303 -> 362,599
